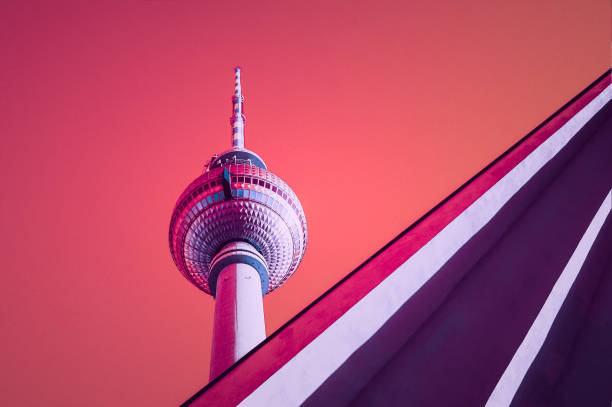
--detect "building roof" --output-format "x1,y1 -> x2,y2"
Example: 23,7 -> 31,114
184,70 -> 612,407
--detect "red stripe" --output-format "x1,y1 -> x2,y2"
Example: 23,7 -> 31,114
185,72 -> 611,407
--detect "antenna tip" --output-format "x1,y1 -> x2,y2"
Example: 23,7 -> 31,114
234,66 -> 242,73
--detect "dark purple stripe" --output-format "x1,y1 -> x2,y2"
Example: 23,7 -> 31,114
547,242 -> 612,406
303,100 -> 612,407
511,213 -> 612,406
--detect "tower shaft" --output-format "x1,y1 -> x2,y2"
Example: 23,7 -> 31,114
169,68 -> 307,382
209,242 -> 267,380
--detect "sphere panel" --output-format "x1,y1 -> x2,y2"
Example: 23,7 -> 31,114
169,164 -> 307,295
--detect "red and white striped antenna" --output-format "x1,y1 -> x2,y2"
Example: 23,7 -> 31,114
230,67 -> 246,149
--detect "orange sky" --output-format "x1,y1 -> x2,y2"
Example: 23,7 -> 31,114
1,1 -> 610,405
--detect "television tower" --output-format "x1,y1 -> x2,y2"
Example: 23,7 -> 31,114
169,68 -> 308,380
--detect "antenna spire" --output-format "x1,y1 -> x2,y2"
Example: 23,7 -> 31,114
231,67 -> 245,149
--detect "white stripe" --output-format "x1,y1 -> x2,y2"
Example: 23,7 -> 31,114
485,189 -> 612,407
239,84 -> 612,407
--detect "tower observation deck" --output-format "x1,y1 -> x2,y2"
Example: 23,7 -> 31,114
169,68 -> 308,380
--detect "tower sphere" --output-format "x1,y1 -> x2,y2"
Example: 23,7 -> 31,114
169,69 -> 307,296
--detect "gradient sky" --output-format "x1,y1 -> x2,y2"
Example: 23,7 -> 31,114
1,1 -> 610,406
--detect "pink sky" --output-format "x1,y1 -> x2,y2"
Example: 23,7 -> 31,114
1,1 -> 609,405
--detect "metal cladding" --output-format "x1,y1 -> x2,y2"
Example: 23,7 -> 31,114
169,68 -> 308,296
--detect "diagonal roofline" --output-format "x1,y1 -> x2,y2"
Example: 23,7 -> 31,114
183,68 -> 612,407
